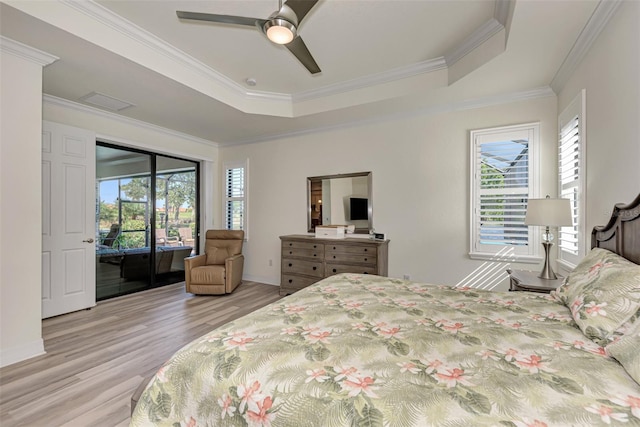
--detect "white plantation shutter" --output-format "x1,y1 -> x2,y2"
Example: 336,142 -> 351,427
470,123 -> 540,260
224,161 -> 247,234
477,141 -> 529,246
558,116 -> 579,253
558,90 -> 586,267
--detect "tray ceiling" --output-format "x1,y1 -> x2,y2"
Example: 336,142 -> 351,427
0,0 -> 601,145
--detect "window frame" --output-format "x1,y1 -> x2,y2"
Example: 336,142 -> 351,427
557,90 -> 586,270
223,159 -> 248,240
469,122 -> 541,262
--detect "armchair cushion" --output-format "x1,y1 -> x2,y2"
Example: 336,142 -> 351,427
206,247 -> 229,265
190,265 -> 226,285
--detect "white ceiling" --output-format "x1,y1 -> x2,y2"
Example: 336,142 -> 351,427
0,0 -> 601,146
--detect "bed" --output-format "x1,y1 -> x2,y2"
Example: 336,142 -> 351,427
131,195 -> 640,426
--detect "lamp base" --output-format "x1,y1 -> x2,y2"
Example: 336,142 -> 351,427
539,241 -> 558,280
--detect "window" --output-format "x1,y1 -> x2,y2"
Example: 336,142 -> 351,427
224,160 -> 247,236
470,123 -> 540,261
558,90 -> 586,268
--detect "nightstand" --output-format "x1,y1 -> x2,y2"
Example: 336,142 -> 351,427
506,269 -> 564,293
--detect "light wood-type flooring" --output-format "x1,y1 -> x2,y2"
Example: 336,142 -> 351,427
0,281 -> 282,427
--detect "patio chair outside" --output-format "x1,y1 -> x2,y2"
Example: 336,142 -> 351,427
99,223 -> 121,249
156,228 -> 180,247
178,227 -> 195,247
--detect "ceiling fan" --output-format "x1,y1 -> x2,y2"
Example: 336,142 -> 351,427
176,0 -> 321,74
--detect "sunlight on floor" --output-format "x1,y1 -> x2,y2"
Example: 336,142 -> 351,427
455,247 -> 515,291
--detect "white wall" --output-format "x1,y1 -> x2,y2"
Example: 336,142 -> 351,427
221,96 -> 558,289
0,48 -> 46,366
558,0 -> 640,235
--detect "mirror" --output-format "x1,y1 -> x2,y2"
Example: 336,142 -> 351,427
307,172 -> 372,234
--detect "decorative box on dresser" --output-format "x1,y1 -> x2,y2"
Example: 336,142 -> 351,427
280,234 -> 389,296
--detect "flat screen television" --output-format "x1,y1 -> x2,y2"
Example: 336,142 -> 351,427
349,197 -> 368,220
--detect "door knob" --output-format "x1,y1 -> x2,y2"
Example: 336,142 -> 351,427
83,238 -> 94,243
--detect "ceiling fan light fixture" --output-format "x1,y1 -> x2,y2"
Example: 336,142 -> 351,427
264,18 -> 296,44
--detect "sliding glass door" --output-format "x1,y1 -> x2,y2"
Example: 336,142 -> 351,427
95,143 -> 199,300
154,155 -> 198,287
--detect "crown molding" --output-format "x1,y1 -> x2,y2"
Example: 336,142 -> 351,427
43,94 -> 219,148
293,57 -> 447,103
444,18 -> 504,66
244,90 -> 292,102
550,0 -> 622,93
224,86 -> 555,146
0,36 -> 59,66
61,0 -> 248,97
494,0 -> 513,26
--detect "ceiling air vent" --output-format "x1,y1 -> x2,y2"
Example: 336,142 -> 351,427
79,92 -> 134,112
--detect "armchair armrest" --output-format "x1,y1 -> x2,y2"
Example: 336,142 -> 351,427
184,254 -> 206,292
225,254 -> 245,293
185,254 -> 206,270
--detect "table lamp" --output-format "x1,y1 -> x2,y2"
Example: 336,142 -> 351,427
524,196 -> 573,280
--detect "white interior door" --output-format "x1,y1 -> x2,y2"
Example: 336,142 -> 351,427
42,121 -> 96,319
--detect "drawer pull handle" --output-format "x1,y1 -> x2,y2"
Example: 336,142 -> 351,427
333,246 -> 336,250
364,272 -> 369,274
313,245 -> 317,248
314,254 -> 317,257
333,255 -> 336,259
364,249 -> 368,252
289,251 -> 292,255
333,268 -> 337,273
313,266 -> 317,270
289,243 -> 292,246
364,258 -> 368,261
288,263 -> 292,267
289,279 -> 293,283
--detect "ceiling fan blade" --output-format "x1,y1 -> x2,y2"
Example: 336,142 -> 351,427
176,11 -> 262,27
283,0 -> 319,23
285,36 -> 321,74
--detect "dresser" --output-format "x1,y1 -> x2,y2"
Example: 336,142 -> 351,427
279,234 -> 389,295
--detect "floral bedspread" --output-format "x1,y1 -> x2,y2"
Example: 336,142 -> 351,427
131,274 -> 640,427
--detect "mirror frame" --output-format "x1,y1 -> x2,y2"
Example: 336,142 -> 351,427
307,171 -> 372,234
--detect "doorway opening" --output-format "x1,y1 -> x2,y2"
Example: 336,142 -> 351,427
95,142 -> 199,300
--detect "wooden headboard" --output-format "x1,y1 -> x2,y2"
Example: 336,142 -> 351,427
591,193 -> 640,264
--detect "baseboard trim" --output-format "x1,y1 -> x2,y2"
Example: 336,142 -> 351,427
243,275 -> 279,287
0,338 -> 45,368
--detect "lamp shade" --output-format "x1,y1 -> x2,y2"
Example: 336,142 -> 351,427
525,198 -> 573,227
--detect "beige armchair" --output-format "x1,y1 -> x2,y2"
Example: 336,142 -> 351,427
184,230 -> 244,295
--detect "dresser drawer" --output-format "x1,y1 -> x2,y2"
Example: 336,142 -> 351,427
325,252 -> 376,265
325,244 -> 375,257
282,240 -> 323,251
280,274 -> 318,295
325,263 -> 378,276
282,247 -> 324,260
282,259 -> 324,278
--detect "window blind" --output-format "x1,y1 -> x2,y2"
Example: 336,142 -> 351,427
477,140 -> 530,247
558,115 -> 580,257
225,166 -> 245,231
